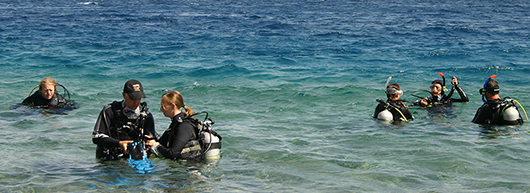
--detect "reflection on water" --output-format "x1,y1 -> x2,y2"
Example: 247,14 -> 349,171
479,125 -> 529,139
89,157 -> 223,191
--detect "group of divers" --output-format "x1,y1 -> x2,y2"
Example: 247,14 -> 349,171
17,78 -> 222,163
15,74 -> 529,162
374,73 -> 528,126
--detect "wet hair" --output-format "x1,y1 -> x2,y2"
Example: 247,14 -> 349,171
161,91 -> 194,116
486,79 -> 500,94
39,77 -> 57,93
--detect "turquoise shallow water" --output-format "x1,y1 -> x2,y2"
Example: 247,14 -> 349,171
1,0 -> 530,192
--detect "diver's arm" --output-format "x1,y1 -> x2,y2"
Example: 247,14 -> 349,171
448,76 -> 468,102
92,105 -> 121,148
418,97 -> 431,107
472,104 -> 489,124
143,112 -> 158,139
451,84 -> 469,102
156,123 -> 195,160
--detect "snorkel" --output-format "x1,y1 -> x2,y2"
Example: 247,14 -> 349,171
438,72 -> 447,94
480,75 -> 497,102
385,76 -> 392,88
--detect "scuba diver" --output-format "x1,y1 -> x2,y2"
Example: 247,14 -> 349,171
22,77 -> 75,110
416,73 -> 469,108
92,79 -> 158,161
374,82 -> 414,122
145,91 -> 222,161
472,75 -> 527,125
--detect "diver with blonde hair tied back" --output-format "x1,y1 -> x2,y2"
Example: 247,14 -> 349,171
145,91 -> 202,160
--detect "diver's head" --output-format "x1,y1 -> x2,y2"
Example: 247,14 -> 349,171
123,79 -> 145,110
160,91 -> 194,117
39,77 -> 57,100
429,79 -> 444,97
485,79 -> 500,99
386,83 -> 403,101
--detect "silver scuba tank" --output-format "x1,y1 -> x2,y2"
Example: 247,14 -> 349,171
377,109 -> 393,121
202,132 -> 221,160
503,106 -> 520,122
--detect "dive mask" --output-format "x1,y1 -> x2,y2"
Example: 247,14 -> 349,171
429,84 -> 442,92
386,87 -> 403,96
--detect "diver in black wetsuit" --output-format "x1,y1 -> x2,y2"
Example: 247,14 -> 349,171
472,77 -> 524,125
92,79 -> 158,160
418,76 -> 469,108
145,91 -> 203,160
20,77 -> 77,112
22,77 -> 69,109
374,83 -> 414,122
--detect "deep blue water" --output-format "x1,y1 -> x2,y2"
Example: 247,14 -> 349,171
1,0 -> 530,192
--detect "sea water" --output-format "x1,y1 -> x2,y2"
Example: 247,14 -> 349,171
1,0 -> 530,192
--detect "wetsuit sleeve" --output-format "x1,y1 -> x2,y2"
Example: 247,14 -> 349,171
449,84 -> 469,102
417,96 -> 433,107
373,103 -> 385,119
472,103 -> 490,124
22,94 -> 35,104
143,112 -> 158,139
156,123 -> 195,160
92,105 -> 120,148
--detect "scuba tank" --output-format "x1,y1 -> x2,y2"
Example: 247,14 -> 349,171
503,106 -> 520,122
202,131 -> 221,159
377,109 -> 393,121
198,117 -> 222,160
376,99 -> 410,122
500,97 -> 527,125
186,111 -> 223,161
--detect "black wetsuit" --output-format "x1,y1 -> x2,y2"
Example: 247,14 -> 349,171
22,91 -> 67,109
374,100 -> 414,122
420,84 -> 469,108
92,101 -> 157,160
154,112 -> 202,160
472,99 -> 523,125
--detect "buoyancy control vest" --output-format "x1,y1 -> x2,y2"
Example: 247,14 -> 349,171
184,115 -> 222,160
488,98 -> 523,125
96,101 -> 150,160
109,101 -> 149,140
375,99 -> 413,122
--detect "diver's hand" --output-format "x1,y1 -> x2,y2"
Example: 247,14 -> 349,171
119,140 -> 134,154
145,139 -> 160,148
420,98 -> 428,106
451,76 -> 458,85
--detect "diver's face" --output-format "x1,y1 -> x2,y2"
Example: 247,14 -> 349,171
123,93 -> 142,110
40,84 -> 55,100
429,83 -> 442,97
160,102 -> 178,118
388,93 -> 400,101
